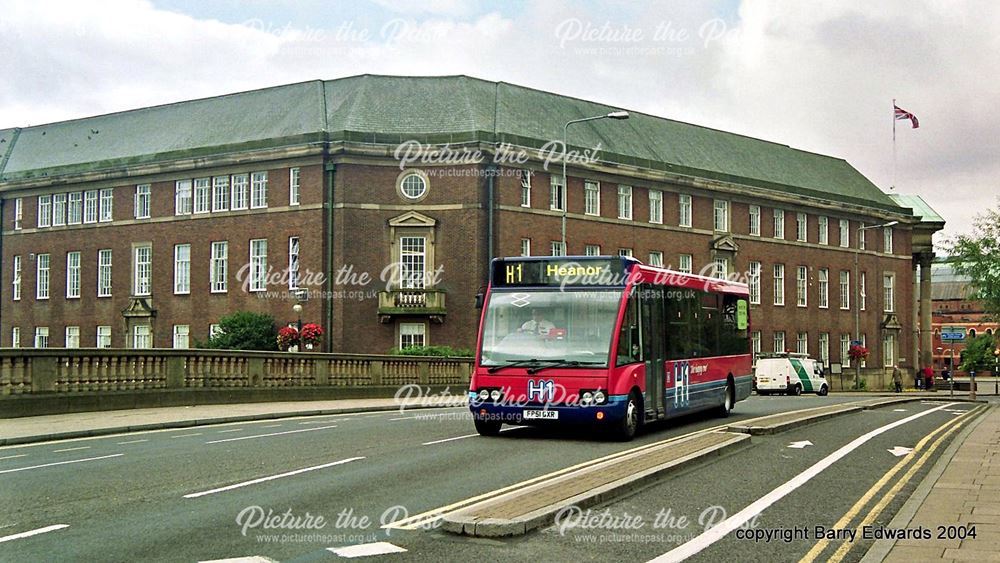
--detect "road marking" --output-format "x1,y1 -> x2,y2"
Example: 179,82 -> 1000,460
184,457 -> 364,498
172,433 -> 203,438
648,402 -> 958,563
299,420 -> 347,425
205,425 -> 337,444
887,446 -> 913,457
328,541 -> 407,558
421,427 -> 520,446
0,454 -> 28,461
199,557 -> 278,562
216,429 -> 245,433
262,424 -> 283,428
390,412 -> 469,422
0,524 -> 69,544
52,446 -> 91,453
116,439 -> 148,445
892,409 -> 907,412
787,440 -> 813,449
0,454 -> 124,475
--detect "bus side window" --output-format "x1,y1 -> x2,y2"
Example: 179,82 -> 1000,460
616,288 -> 641,366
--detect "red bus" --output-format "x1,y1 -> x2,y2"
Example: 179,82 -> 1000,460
469,256 -> 752,440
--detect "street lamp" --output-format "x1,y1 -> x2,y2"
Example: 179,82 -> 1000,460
292,289 -> 307,351
854,220 -> 898,388
561,111 -> 630,251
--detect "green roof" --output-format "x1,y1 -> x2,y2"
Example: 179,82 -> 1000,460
0,74 -> 906,213
889,194 -> 945,223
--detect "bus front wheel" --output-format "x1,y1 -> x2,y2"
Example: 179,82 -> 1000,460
614,392 -> 641,441
474,418 -> 502,436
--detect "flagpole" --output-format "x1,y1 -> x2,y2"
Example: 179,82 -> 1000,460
892,98 -> 897,191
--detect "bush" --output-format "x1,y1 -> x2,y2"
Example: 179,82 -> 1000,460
202,311 -> 278,351
390,345 -> 474,357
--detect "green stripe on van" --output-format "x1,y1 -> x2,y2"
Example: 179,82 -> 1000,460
790,359 -> 814,392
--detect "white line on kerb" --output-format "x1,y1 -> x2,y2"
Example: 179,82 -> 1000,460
0,454 -> 124,475
647,402 -> 958,563
183,457 -> 364,498
205,425 -> 337,444
0,524 -> 69,544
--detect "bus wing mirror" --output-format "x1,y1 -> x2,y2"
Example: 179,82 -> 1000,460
475,292 -> 485,309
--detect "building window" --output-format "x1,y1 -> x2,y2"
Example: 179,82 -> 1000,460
12,327 -> 20,348
12,255 -> 21,301
649,190 -> 662,224
839,219 -> 850,247
749,205 -> 760,236
550,175 -> 565,211
249,239 -> 268,292
53,193 -> 67,226
35,327 -> 49,348
173,325 -> 190,349
288,237 -> 300,290
883,273 -> 895,313
398,172 -> 426,200
36,254 -> 50,300
818,216 -> 828,245
37,195 -> 51,228
796,213 -> 807,242
289,167 -> 301,206
797,332 -> 808,355
399,236 -> 425,289
773,331 -> 786,354
884,227 -> 893,254
818,268 -> 829,309
175,180 -> 193,215
399,322 -> 426,349
134,245 -> 151,296
796,266 -> 807,307
841,334 -> 851,367
679,194 -> 692,227
773,264 -> 785,306
174,244 -> 191,294
213,176 -> 230,212
520,238 -> 531,256
648,251 -> 663,267
66,251 -> 81,299
132,325 -> 152,349
135,184 -> 151,219
619,248 -> 633,258
883,333 -> 895,367
519,170 -> 531,207
714,257 -> 728,279
749,261 -> 761,305
859,225 -> 867,250
14,197 -> 23,230
67,192 -> 82,225
251,171 -> 269,208
210,324 -> 222,338
751,331 -> 761,364
839,271 -> 850,310
773,209 -> 784,239
193,178 -> 211,214
551,241 -> 566,257
713,200 -> 729,232
65,326 -> 80,349
618,185 -> 632,220
83,190 -> 98,224
211,241 -> 228,293
100,188 -> 114,222
584,181 -> 600,216
585,244 -> 600,256
819,333 -> 830,366
231,174 -> 249,210
97,326 -> 111,348
98,249 -> 112,297
678,254 -> 692,274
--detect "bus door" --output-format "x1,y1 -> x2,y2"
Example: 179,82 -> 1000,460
641,285 -> 667,420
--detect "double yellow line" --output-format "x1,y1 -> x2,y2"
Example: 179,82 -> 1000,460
800,403 -> 987,563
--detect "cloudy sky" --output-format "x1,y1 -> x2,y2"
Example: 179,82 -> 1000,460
1,0 -> 995,243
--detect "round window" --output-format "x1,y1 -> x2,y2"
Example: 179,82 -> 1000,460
400,173 -> 427,199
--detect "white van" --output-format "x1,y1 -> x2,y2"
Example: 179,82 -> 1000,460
754,354 -> 829,396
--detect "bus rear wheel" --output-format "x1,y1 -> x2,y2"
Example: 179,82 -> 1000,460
613,392 -> 641,441
717,381 -> 734,417
474,418 -> 502,436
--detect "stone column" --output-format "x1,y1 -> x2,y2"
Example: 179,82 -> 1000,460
918,252 -> 934,368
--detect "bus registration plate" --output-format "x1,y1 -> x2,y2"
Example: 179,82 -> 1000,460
523,409 -> 558,420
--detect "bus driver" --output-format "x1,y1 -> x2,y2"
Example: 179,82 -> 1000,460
519,309 -> 555,335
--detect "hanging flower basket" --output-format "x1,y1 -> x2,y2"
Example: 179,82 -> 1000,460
300,323 -> 324,347
277,326 -> 299,351
848,344 -> 870,361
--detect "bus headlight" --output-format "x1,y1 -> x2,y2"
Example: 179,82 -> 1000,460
490,389 -> 502,401
594,390 -> 606,404
581,391 -> 594,405
479,389 -> 490,401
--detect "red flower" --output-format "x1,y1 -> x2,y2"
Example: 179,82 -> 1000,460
300,323 -> 324,345
848,345 -> 870,360
277,326 -> 299,351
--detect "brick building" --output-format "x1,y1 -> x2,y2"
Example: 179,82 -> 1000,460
0,75 -> 943,376
930,260 -> 999,375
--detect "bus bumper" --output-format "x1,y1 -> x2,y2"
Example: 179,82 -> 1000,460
467,392 -> 630,425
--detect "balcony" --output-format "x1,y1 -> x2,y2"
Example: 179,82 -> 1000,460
378,288 -> 447,324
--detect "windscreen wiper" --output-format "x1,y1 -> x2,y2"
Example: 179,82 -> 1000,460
526,360 -> 605,374
487,359 -> 564,374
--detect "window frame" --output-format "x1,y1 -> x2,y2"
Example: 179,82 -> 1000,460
617,185 -> 633,220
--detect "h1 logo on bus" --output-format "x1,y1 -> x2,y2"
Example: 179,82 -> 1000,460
672,361 -> 690,407
528,379 -> 556,402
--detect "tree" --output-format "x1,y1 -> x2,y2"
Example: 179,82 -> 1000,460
203,311 -> 278,351
947,201 -> 1000,320
960,334 -> 999,374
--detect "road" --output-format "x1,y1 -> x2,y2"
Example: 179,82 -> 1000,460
0,395 -> 978,562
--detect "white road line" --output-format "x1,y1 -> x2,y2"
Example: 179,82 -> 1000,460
116,439 -> 148,445
199,557 -> 277,563
0,524 -> 69,544
172,433 -> 203,438
0,454 -> 124,475
328,541 -> 407,558
0,454 -> 28,461
216,429 -> 245,433
421,427 -> 519,446
52,446 -> 91,453
205,425 -> 337,444
648,402 -> 957,563
183,457 -> 364,498
262,424 -> 283,428
299,420 -> 346,425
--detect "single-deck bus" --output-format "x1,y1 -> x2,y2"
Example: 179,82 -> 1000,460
469,256 -> 752,440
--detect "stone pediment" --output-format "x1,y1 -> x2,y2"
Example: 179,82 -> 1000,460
122,297 -> 156,318
389,211 -> 437,228
881,313 -> 902,330
711,234 -> 740,253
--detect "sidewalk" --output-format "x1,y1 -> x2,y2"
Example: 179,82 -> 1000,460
867,403 -> 1000,562
0,396 -> 468,446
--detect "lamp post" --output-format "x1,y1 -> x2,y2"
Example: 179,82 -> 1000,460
993,347 -> 999,395
854,220 -> 898,388
292,288 -> 307,351
561,111 -> 630,252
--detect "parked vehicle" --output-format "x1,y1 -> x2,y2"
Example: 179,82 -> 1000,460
753,353 -> 828,396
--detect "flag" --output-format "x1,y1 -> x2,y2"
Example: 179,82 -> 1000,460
894,105 -> 919,128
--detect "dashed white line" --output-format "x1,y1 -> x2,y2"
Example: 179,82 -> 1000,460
261,424 -> 283,428
172,433 -> 203,438
422,427 -> 519,445
0,524 -> 69,544
53,446 -> 91,453
0,454 -> 124,475
0,454 -> 28,461
216,429 -> 245,434
184,457 -> 364,498
205,425 -> 337,444
116,439 -> 149,445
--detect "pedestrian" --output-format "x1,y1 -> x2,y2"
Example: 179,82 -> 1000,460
923,365 -> 934,391
892,364 -> 902,393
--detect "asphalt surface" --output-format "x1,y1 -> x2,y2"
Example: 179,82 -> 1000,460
0,394 -> 975,562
